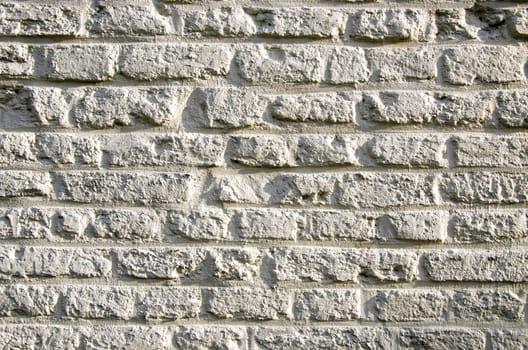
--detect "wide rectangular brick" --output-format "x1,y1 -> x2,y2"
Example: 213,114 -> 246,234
62,286 -> 135,320
175,7 -> 255,37
423,249 -> 528,282
439,172 -> 528,205
301,211 -> 378,241
347,9 -> 433,42
254,327 -> 393,350
90,208 -> 162,241
452,290 -> 524,321
398,328 -> 485,350
367,47 -> 438,81
0,247 -> 111,279
174,326 -> 248,350
0,207 -> 53,239
0,2 -> 83,36
443,46 -> 527,85
365,135 -> 447,167
0,171 -> 52,198
0,326 -> 82,350
449,210 -> 527,243
0,285 -> 59,316
119,44 -> 232,80
187,87 -> 268,129
273,248 -> 418,283
137,287 -> 200,320
236,45 -> 323,83
87,0 -> 172,36
360,91 -> 493,126
166,208 -> 230,240
293,289 -> 360,320
366,290 -> 448,321
232,209 -> 304,240
453,135 -> 528,167
35,44 -> 118,81
489,330 -> 528,349
336,173 -> 436,209
103,134 -> 226,167
0,44 -> 33,77
377,211 -> 448,242
206,288 -> 290,320
249,7 -> 346,38
54,171 -> 195,204
271,92 -> 357,123
85,326 -> 172,350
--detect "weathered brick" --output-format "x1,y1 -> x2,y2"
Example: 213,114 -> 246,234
188,87 -> 268,129
443,46 -> 527,85
209,248 -> 262,282
232,209 -> 304,240
55,208 -> 93,240
367,47 -> 438,81
0,2 -> 83,36
0,133 -> 36,165
301,211 -> 378,241
347,9 -> 433,42
249,7 -> 346,38
489,330 -> 528,349
376,211 -> 448,242
326,47 -> 370,84
91,209 -> 162,241
228,136 -> 295,167
271,92 -> 357,123
336,173 -> 436,209
0,285 -> 59,316
0,171 -> 52,198
423,250 -> 528,282
366,135 -> 447,167
137,287 -> 200,320
119,44 -> 233,80
0,208 -> 53,239
449,210 -> 528,243
87,0 -> 172,36
297,135 -> 360,166
236,45 -> 323,83
398,328 -> 485,350
176,7 -> 256,37
54,171 -> 194,204
0,44 -> 33,77
452,290 -> 524,321
36,133 -> 101,166
36,44 -> 118,81
453,135 -> 528,167
0,247 -> 111,279
273,248 -> 418,283
206,288 -> 290,320
293,289 -> 360,320
72,87 -> 188,129
439,172 -> 528,205
367,290 -> 448,321
63,286 -> 135,320
103,134 -> 225,167
85,326 -> 172,350
0,326 -> 82,350
212,173 -> 337,206
511,8 -> 528,37
495,90 -> 528,127
0,87 -> 38,128
166,208 -> 231,240
255,327 -> 393,350
435,9 -> 478,41
174,326 -> 248,350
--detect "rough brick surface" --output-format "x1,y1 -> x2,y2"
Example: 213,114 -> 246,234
1,0 -> 527,348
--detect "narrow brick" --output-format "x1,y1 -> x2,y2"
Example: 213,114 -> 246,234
273,248 -> 418,283
228,136 -> 295,167
166,208 -> 231,240
301,211 -> 378,241
367,47 -> 438,81
36,44 -> 118,81
137,287 -> 200,320
175,7 -> 256,37
452,290 -> 524,321
0,44 -> 33,77
367,290 -> 448,321
86,326 -> 172,350
119,43 -> 233,80
443,46 -> 527,85
54,171 -> 194,205
0,207 -> 53,239
496,90 -> 528,127
206,288 -> 290,320
297,135 -> 360,166
435,9 -> 478,41
453,135 -> 528,167
35,133 -> 101,166
91,209 -> 162,241
208,248 -> 262,282
376,211 -> 448,242
293,289 -> 360,320
233,209 -> 304,240
236,45 -> 323,84
174,326 -> 248,350
326,47 -> 370,84
423,249 -> 528,282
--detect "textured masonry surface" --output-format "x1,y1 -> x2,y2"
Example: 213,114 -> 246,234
0,0 -> 528,349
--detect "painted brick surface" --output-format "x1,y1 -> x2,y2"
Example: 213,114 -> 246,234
0,0 -> 527,348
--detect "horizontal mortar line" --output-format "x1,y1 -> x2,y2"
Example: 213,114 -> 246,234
0,318 -> 525,328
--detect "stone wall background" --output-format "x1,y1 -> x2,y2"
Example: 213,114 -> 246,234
0,0 -> 527,348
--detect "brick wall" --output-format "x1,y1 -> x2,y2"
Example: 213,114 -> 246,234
0,0 -> 527,349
